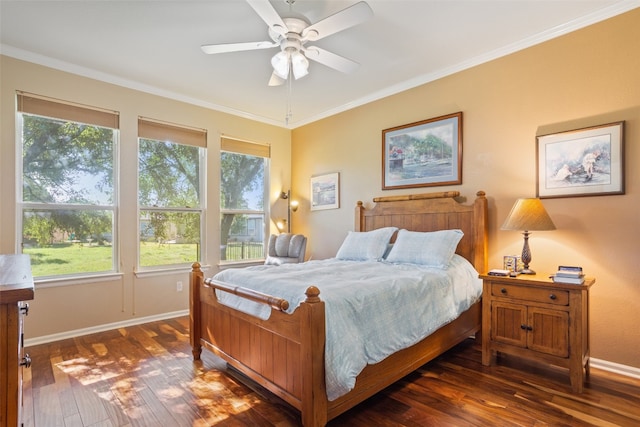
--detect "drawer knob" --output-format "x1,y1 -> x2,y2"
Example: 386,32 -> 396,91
500,288 -> 507,294
521,324 -> 533,331
549,294 -> 557,300
20,354 -> 32,368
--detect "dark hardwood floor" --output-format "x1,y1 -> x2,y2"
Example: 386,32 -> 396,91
23,316 -> 640,426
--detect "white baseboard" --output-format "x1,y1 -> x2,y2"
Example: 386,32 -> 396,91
24,309 -> 189,347
590,357 -> 640,380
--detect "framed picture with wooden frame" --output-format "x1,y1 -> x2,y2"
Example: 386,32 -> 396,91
536,121 -> 625,198
382,112 -> 462,190
310,172 -> 339,211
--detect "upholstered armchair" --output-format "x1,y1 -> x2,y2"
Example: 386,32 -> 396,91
264,233 -> 307,265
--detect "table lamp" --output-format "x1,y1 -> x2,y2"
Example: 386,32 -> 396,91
501,198 -> 556,274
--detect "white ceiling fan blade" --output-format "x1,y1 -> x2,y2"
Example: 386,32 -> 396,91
201,41 -> 278,55
302,1 -> 373,42
247,0 -> 287,36
304,46 -> 359,74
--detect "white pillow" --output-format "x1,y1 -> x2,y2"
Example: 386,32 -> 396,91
335,227 -> 398,261
385,229 -> 464,269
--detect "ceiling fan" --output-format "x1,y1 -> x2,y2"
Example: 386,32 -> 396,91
201,0 -> 373,86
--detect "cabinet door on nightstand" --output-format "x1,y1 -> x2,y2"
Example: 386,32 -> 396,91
491,301 -> 527,347
527,307 -> 569,357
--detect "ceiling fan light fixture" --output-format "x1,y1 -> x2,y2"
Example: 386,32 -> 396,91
291,51 -> 309,79
271,51 -> 290,79
268,72 -> 286,86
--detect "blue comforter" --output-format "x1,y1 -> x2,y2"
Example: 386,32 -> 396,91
212,255 -> 482,401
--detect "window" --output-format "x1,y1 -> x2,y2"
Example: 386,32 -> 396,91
17,93 -> 119,278
138,118 -> 206,269
220,138 -> 270,263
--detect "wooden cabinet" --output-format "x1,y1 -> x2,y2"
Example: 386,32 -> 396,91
1,255 -> 34,427
480,273 -> 594,393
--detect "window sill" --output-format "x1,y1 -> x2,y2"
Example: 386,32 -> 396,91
134,264 -> 211,279
35,272 -> 124,289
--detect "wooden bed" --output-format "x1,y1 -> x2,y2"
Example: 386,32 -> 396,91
189,190 -> 488,426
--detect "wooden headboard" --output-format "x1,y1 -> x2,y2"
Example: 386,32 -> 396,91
355,190 -> 488,274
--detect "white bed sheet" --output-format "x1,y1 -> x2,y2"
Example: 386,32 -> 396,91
212,254 -> 482,401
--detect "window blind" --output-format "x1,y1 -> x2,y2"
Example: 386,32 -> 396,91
221,136 -> 270,158
138,117 -> 207,148
17,91 -> 119,129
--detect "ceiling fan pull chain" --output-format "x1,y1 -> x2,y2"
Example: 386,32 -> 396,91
285,68 -> 293,125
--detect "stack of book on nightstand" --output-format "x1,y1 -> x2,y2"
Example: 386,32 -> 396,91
551,266 -> 585,284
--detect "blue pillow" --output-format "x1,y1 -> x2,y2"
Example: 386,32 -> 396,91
385,229 -> 464,269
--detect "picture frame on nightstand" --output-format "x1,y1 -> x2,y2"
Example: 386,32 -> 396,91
503,255 -> 523,272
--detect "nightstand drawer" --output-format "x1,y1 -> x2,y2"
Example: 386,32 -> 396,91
491,283 -> 569,305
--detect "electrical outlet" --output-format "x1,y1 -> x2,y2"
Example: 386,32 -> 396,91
176,281 -> 183,292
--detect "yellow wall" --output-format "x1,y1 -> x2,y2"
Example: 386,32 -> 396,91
291,9 -> 640,368
0,56 -> 291,339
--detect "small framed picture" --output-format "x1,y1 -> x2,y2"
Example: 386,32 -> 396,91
310,172 -> 339,211
503,255 -> 523,272
536,122 -> 625,198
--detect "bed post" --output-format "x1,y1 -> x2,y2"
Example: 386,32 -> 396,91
355,201 -> 365,232
300,286 -> 328,427
190,262 -> 203,360
472,191 -> 488,344
473,191 -> 489,274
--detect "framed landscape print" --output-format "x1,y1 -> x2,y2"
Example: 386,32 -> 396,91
382,112 -> 462,190
310,172 -> 339,211
536,121 -> 624,198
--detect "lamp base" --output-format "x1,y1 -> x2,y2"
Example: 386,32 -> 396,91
520,231 -> 535,275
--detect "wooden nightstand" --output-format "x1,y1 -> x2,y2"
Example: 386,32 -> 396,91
480,273 -> 594,393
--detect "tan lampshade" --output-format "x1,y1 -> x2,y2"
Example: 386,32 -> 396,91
501,198 -> 556,231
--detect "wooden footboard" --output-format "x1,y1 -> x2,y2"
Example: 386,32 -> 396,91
190,263 -> 329,426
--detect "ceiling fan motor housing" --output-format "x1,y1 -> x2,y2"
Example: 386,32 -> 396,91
269,17 -> 312,46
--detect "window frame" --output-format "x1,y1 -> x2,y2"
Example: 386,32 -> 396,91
136,118 -> 207,272
219,138 -> 270,265
16,94 -> 120,281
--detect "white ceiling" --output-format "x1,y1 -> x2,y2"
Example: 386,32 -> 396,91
1,0 -> 638,128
